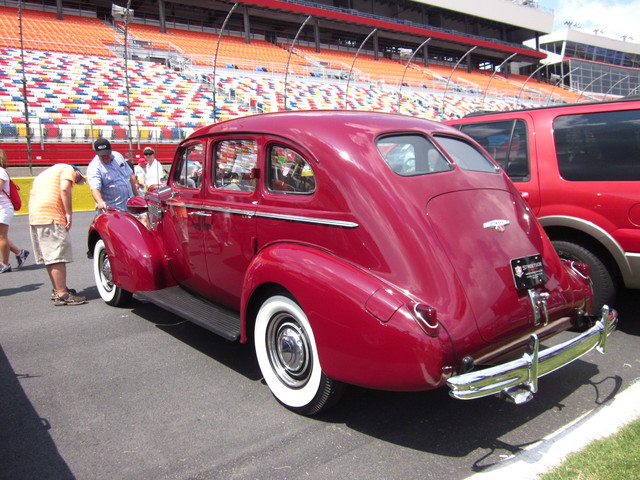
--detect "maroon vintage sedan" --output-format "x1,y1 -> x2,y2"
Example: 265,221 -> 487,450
88,111 -> 617,415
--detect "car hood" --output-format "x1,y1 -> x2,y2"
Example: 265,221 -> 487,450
426,188 -> 577,343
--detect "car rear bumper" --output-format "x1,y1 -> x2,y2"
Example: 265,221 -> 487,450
447,306 -> 618,404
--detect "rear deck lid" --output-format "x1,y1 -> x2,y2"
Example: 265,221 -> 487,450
427,188 -> 550,342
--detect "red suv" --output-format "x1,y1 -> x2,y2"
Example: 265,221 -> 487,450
446,98 -> 640,311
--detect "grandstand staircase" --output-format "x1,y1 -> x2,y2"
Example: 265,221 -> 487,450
110,22 -> 193,72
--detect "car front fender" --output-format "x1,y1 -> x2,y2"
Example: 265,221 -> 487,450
88,212 -> 175,293
241,243 -> 455,391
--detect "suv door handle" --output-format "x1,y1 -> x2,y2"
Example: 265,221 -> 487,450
521,191 -> 530,202
188,211 -> 212,217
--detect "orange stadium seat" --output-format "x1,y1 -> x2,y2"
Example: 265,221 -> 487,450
0,6 -> 116,57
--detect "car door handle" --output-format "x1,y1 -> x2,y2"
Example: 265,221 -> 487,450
188,211 -> 212,217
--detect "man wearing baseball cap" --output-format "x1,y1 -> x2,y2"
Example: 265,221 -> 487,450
87,138 -> 138,211
134,155 -> 148,191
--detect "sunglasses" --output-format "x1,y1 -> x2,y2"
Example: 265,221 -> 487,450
144,153 -> 153,156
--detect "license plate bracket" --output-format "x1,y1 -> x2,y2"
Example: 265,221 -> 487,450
511,254 -> 547,290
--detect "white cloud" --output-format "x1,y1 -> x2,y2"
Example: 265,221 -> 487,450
551,0 -> 640,40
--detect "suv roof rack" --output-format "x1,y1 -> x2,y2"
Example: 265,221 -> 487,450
463,96 -> 639,118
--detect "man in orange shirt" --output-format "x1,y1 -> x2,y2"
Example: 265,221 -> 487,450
29,164 -> 87,306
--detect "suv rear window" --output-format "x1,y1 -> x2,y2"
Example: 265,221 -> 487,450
554,109 -> 640,181
458,119 -> 530,181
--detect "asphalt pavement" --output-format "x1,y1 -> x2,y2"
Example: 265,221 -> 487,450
1,211 -> 639,480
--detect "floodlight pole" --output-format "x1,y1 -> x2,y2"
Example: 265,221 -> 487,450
396,37 -> 431,113
18,1 -> 33,175
345,28 -> 377,110
440,46 -> 476,118
212,3 -> 238,123
481,52 -> 516,110
284,15 -> 312,111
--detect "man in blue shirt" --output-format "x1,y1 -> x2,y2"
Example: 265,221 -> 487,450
87,139 -> 139,211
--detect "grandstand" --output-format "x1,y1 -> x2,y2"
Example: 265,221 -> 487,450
524,28 -> 640,98
0,1 -> 635,166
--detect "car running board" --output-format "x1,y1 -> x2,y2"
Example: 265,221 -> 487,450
136,287 -> 241,341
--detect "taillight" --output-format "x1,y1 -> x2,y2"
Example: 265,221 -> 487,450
414,304 -> 440,337
564,259 -> 590,281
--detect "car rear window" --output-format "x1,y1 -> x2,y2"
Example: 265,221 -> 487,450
434,135 -> 500,173
554,109 -> 640,181
376,134 -> 452,176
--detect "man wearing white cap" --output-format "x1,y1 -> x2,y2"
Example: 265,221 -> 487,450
142,147 -> 165,191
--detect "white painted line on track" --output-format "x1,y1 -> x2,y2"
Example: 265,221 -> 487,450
467,377 -> 640,480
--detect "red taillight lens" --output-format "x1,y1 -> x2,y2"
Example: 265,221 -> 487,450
414,304 -> 440,337
563,259 -> 590,281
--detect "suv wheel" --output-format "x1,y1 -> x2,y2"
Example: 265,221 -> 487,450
552,240 -> 616,312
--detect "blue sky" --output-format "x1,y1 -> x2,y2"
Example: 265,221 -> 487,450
542,0 -> 639,40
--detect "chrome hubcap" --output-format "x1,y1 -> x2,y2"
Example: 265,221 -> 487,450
100,250 -> 113,291
267,314 -> 311,388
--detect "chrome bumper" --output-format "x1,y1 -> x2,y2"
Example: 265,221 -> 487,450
447,306 -> 618,404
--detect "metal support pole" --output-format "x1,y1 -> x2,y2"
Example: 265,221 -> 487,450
440,46 -> 477,117
515,63 -> 547,108
18,1 -> 33,175
481,52 -> 516,110
212,3 -> 238,123
545,68 -> 578,105
123,0 -> 134,156
284,16 -> 312,111
345,28 -> 377,109
397,38 -> 431,113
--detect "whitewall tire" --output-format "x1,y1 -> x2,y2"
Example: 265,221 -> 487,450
254,294 -> 344,415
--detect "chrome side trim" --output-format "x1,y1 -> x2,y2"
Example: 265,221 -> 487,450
255,211 -> 359,228
447,306 -> 618,401
166,201 -> 359,228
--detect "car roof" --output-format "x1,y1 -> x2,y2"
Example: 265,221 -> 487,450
184,110 -> 461,144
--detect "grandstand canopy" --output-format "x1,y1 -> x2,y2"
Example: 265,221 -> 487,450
45,0 -> 549,70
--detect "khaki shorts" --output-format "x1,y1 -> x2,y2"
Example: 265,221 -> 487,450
30,223 -> 73,265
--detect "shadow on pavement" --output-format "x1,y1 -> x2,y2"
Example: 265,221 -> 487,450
0,345 -> 75,480
125,300 -> 623,472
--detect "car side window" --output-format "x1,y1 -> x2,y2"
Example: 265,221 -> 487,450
554,110 -> 640,181
377,134 -> 452,176
173,143 -> 204,189
459,119 -> 530,181
214,140 -> 258,191
268,145 -> 316,194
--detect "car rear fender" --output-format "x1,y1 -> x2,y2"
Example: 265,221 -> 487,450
241,243 -> 456,391
88,212 -> 175,293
